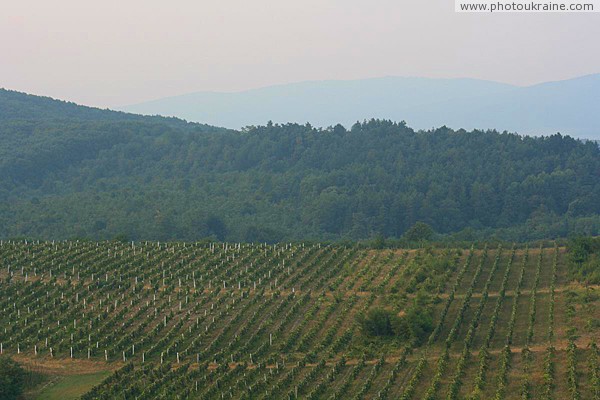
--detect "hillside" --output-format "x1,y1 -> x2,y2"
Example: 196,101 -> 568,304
1,240 -> 599,399
120,75 -> 600,140
1,89 -> 600,242
0,88 -> 220,131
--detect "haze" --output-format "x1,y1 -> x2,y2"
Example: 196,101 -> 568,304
2,0 -> 600,108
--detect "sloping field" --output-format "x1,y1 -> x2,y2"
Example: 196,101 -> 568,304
1,241 -> 598,399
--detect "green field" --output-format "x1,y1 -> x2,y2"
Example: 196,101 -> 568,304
25,371 -> 111,400
1,240 -> 599,399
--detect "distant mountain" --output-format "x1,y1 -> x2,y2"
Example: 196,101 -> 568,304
121,75 -> 600,139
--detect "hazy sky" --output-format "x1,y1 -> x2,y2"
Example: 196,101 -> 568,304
2,0 -> 599,107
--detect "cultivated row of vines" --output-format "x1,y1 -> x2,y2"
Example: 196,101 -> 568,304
1,240 -> 598,399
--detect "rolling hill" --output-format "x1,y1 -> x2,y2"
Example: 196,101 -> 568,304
0,88 -> 599,242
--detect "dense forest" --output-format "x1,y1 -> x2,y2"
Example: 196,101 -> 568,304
1,88 -> 599,242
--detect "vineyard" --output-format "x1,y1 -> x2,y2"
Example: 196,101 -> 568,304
1,240 -> 599,399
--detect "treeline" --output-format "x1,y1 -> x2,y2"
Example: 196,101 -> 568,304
0,89 -> 599,242
569,236 -> 600,284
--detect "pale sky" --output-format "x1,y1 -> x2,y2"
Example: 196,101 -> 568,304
1,0 -> 599,108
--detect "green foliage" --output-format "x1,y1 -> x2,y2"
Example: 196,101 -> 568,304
542,346 -> 556,399
568,237 -> 600,283
0,356 -> 26,400
371,234 -> 386,249
1,90 -> 600,242
1,241 -> 598,399
404,222 -> 435,242
112,233 -> 129,243
358,293 -> 434,344
358,307 -> 398,336
567,340 -> 580,400
401,293 -> 435,344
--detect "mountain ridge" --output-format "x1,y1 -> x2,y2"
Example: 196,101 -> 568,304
120,74 -> 600,139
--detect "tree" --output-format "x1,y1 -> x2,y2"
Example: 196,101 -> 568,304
206,216 -> 227,241
358,307 -> 399,336
0,357 -> 26,400
404,222 -> 434,242
568,237 -> 600,284
371,234 -> 386,249
569,236 -> 596,265
358,302 -> 434,344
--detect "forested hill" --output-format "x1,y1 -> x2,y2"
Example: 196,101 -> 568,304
1,89 -> 599,242
0,88 -> 221,131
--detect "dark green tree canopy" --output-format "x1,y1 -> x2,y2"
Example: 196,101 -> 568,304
0,357 -> 26,400
568,237 -> 600,284
1,89 -> 599,242
404,222 -> 435,242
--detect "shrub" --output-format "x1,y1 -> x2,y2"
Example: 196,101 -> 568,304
0,357 -> 26,400
358,307 -> 398,336
358,301 -> 434,344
